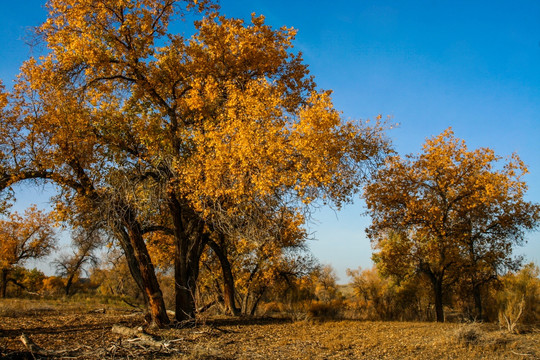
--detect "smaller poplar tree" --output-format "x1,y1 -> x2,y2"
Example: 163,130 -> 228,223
364,128 -> 540,322
0,206 -> 56,297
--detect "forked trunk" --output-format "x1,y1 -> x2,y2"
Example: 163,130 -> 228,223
113,204 -> 169,328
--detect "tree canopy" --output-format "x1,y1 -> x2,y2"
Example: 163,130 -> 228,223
364,128 -> 540,322
0,206 -> 56,298
0,0 -> 390,326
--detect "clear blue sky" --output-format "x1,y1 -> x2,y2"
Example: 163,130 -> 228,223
2,1 -> 540,282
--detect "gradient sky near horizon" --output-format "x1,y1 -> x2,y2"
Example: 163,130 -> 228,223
1,0 -> 539,282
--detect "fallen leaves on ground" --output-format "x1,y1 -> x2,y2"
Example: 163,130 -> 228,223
0,300 -> 538,359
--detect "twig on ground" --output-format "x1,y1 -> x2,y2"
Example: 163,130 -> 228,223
510,350 -> 534,357
20,333 -> 48,356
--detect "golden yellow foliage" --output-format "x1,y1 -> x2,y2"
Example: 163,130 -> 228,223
0,206 -> 57,297
0,206 -> 56,271
1,0 -> 390,322
365,128 -> 540,322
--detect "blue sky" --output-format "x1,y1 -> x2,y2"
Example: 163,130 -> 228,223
1,1 -> 540,281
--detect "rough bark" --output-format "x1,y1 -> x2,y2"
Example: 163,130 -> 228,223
241,264 -> 260,315
169,197 -> 205,324
124,212 -> 170,328
174,250 -> 197,323
242,291 -> 250,315
116,227 -> 150,307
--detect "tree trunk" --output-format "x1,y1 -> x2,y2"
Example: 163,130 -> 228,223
241,264 -> 260,315
174,249 -> 197,323
473,283 -> 483,321
126,218 -> 170,328
423,267 -> 445,322
116,227 -> 150,307
241,291 -> 250,315
64,274 -> 75,296
172,230 -> 205,324
207,238 -> 240,316
169,197 -> 205,324
433,278 -> 444,322
1,269 -> 8,298
250,289 -> 265,316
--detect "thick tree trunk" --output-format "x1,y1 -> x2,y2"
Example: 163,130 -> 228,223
424,268 -> 445,322
110,204 -> 169,328
433,278 -> 444,322
1,269 -> 8,298
174,249 -> 197,322
473,284 -> 483,321
169,197 -> 205,324
207,238 -> 240,316
173,231 -> 206,323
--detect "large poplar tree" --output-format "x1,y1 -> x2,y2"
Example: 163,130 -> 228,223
1,0 -> 390,326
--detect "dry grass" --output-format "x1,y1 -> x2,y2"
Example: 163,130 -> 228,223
1,299 -> 539,359
0,297 -> 109,318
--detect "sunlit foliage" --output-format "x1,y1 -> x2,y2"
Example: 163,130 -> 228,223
364,128 -> 540,322
0,206 -> 56,297
0,0 -> 390,325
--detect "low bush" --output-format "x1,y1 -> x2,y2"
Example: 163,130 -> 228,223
455,323 -> 484,346
306,300 -> 342,320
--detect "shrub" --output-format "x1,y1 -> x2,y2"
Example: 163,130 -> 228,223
306,300 -> 341,320
455,324 -> 484,346
494,263 -> 540,332
346,266 -> 432,321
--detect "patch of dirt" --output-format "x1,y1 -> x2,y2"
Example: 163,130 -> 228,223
0,300 -> 538,359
